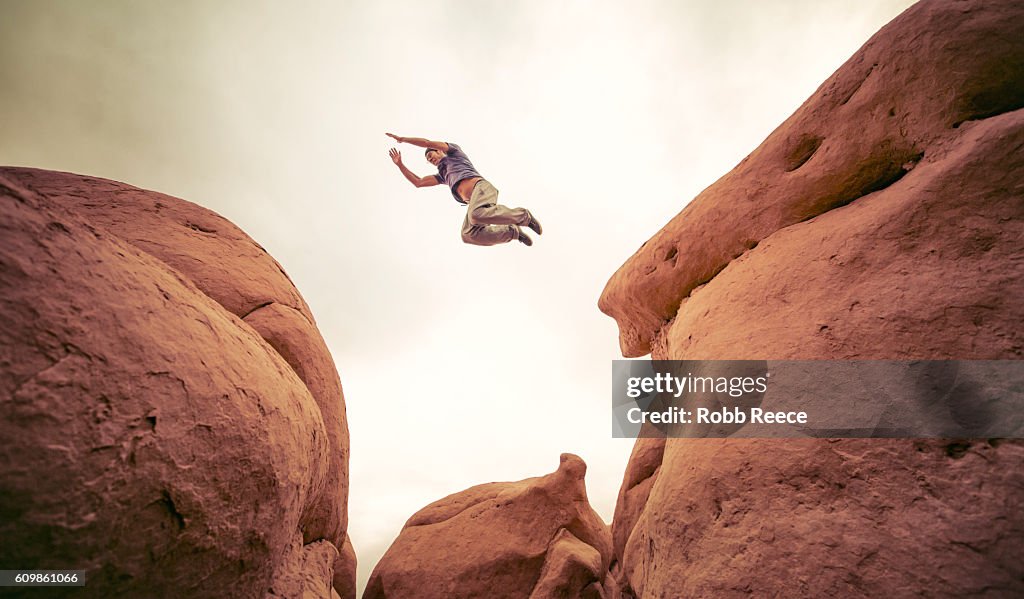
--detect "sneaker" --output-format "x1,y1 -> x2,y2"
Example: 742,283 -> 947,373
526,212 -> 543,235
517,229 -> 533,246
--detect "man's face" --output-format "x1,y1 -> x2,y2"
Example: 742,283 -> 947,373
426,149 -> 445,166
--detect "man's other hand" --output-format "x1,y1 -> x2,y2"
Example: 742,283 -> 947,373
386,132 -> 404,143
389,147 -> 403,165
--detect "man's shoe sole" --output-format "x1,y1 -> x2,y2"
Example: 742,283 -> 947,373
527,214 -> 543,235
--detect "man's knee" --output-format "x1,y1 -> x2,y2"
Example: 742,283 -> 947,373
461,228 -> 484,245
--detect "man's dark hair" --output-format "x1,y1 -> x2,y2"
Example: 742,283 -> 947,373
424,148 -> 434,157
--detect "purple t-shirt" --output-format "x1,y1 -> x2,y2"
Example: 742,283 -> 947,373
435,143 -> 482,205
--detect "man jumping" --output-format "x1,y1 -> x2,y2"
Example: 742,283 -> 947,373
386,133 -> 543,246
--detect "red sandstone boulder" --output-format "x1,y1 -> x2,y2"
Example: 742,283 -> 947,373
600,0 -> 1024,596
599,0 -> 1024,359
364,454 -> 614,599
0,168 -> 353,598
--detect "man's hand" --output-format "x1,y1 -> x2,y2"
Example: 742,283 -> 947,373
389,148 -> 440,189
386,133 -> 448,152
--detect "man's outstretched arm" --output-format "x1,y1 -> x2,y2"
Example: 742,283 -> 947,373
386,132 -> 449,152
389,148 -> 440,188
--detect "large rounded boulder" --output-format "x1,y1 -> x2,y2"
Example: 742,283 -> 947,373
364,454 -> 614,599
600,0 -> 1024,596
0,167 -> 353,598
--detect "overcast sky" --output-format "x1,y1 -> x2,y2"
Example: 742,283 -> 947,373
0,0 -> 916,592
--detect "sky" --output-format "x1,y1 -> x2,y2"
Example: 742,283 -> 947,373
0,0 -> 916,592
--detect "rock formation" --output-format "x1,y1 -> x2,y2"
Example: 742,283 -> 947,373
600,0 -> 1024,596
0,167 -> 354,598
600,0 -> 1024,360
363,454 -> 614,599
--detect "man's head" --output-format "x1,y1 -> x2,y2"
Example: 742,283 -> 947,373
425,148 -> 446,166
